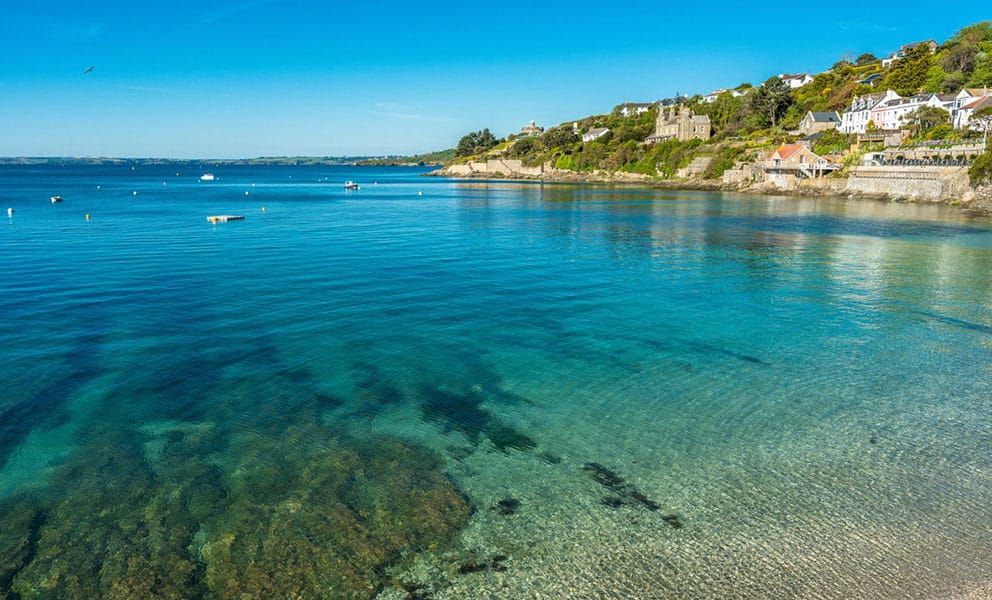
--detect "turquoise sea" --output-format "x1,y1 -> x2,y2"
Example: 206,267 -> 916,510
1,164 -> 991,599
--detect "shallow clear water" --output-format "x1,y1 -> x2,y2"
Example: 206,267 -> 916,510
1,164 -> 991,598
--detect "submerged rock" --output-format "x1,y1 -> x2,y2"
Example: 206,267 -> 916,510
3,420 -> 471,600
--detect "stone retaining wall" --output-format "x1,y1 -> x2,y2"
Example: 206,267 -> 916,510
444,159 -> 544,177
846,166 -> 970,201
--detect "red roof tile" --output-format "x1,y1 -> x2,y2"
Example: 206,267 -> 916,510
776,145 -> 804,160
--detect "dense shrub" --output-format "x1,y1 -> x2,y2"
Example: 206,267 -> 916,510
969,150 -> 992,184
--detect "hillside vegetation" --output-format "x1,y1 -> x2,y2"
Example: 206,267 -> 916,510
448,21 -> 992,180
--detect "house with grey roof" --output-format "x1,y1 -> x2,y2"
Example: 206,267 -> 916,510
582,127 -> 610,143
799,111 -> 841,135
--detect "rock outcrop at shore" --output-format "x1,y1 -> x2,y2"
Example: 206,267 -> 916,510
429,163 -> 992,216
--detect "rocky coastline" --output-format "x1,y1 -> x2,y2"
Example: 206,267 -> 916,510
426,166 -> 992,217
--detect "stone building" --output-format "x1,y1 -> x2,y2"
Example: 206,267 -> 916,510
798,111 -> 841,135
519,120 -> 544,136
647,105 -> 711,143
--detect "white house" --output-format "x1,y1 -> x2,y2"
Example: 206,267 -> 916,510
955,96 -> 992,130
619,102 -> 654,117
953,88 -> 991,110
778,73 -> 814,89
868,93 -> 954,131
840,90 -> 900,133
951,88 -> 992,128
702,88 -> 746,103
582,127 -> 610,142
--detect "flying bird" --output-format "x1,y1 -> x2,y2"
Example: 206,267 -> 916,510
84,66 -> 95,74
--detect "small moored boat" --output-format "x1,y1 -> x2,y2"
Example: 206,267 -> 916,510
344,181 -> 359,190
199,173 -> 216,182
50,195 -> 63,203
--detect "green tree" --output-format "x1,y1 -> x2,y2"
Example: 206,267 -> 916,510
749,76 -> 793,128
856,53 -> 878,66
455,128 -> 499,157
883,44 -> 933,95
940,44 -> 978,75
692,92 -> 746,135
904,106 -> 950,138
969,149 -> 992,184
508,136 -> 541,158
951,21 -> 992,46
542,125 -> 580,149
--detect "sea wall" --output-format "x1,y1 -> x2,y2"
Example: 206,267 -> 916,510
443,159 -> 544,177
845,166 -> 971,202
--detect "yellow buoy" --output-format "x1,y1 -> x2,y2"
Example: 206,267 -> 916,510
85,214 -> 90,221
261,206 -> 267,212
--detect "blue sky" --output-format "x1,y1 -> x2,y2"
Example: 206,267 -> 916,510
0,1 -> 988,158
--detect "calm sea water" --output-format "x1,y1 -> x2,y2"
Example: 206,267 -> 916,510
1,164 -> 991,598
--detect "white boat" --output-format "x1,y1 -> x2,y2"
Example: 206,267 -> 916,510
50,195 -> 63,203
344,181 -> 359,190
199,173 -> 216,182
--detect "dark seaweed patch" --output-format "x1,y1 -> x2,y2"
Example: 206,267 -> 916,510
0,331 -> 103,467
419,385 -> 536,454
662,514 -> 684,529
353,382 -> 406,417
457,554 -> 509,575
582,463 -> 661,512
457,561 -> 488,575
486,425 -> 536,453
492,498 -> 521,516
0,498 -> 45,594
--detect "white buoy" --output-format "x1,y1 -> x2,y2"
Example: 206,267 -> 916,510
245,191 -> 249,196
6,208 -> 13,217
133,191 -> 138,196
418,191 -> 423,196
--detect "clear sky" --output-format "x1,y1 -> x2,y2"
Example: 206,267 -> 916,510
0,1 -> 988,158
